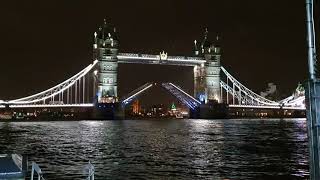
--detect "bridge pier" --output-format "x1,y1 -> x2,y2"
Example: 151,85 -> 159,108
93,102 -> 124,120
189,101 -> 227,119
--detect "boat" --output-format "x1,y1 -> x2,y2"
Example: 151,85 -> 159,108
0,154 -> 26,179
0,154 -> 95,180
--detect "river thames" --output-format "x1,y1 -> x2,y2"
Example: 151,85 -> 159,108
0,118 -> 309,179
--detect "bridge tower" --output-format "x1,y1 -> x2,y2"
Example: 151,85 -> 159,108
93,19 -> 119,104
194,29 -> 221,103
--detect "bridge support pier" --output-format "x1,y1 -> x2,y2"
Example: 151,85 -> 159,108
189,101 -> 227,119
305,80 -> 320,179
93,102 -> 124,120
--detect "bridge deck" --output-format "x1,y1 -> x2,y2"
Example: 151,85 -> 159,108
229,104 -> 305,110
0,103 -> 305,111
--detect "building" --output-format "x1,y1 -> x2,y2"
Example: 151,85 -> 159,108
132,100 -> 141,115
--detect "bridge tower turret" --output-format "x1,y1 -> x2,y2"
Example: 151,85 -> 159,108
194,29 -> 221,103
93,19 -> 119,104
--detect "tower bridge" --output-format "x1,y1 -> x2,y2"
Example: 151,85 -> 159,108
0,19 -> 306,119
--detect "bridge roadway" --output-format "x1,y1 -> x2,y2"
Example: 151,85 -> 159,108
0,103 -> 305,111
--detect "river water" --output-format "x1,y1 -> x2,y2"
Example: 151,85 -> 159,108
0,119 -> 309,179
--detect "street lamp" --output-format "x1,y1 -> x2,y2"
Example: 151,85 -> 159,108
305,0 -> 320,179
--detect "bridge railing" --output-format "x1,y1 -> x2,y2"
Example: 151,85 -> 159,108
31,162 -> 45,180
84,161 -> 95,180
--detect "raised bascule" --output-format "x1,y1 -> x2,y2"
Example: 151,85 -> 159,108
0,20 -> 306,119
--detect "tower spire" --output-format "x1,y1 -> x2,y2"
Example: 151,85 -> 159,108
204,28 -> 208,39
194,40 -> 199,56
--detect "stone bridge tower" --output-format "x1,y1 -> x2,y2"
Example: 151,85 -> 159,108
93,19 -> 119,104
194,29 -> 221,104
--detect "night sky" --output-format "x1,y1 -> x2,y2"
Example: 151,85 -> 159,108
0,1 -> 310,106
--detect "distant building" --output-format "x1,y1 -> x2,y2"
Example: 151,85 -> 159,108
170,102 -> 177,111
149,104 -> 166,117
132,100 -> 141,115
168,103 -> 189,118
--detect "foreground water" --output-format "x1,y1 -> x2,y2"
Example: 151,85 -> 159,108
0,119 -> 309,179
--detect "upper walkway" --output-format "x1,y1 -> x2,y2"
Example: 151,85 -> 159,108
117,53 -> 206,66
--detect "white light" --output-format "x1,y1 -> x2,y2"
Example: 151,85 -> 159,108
81,121 -> 103,127
117,53 -> 206,65
214,94 -> 220,103
9,104 -> 94,108
193,66 -> 198,73
122,84 -> 153,103
168,83 -> 201,104
228,104 -> 306,110
94,70 -> 98,76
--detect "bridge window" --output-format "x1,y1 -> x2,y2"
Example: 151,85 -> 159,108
103,78 -> 113,84
102,65 -> 114,71
103,50 -> 107,56
103,78 -> 110,84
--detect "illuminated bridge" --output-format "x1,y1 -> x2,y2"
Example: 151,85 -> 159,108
0,20 -> 306,118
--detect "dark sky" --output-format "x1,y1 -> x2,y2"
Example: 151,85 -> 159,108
0,0 -> 310,106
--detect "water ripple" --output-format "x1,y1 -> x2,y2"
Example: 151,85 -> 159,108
0,119 -> 309,179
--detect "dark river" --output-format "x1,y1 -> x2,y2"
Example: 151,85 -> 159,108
0,119 -> 309,179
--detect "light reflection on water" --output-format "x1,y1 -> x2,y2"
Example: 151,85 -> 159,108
0,119 -> 309,179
